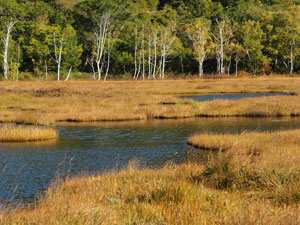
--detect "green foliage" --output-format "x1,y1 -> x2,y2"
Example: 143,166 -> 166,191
238,20 -> 270,73
61,25 -> 83,70
1,0 -> 300,79
26,24 -> 57,75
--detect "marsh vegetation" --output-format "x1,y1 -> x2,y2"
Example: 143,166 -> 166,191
3,0 -> 300,223
0,77 -> 299,126
0,126 -> 57,142
1,78 -> 300,224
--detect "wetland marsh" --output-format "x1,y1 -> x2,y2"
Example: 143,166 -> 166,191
2,78 -> 300,224
2,117 -> 300,205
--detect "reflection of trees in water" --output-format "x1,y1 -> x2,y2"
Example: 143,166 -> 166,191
1,139 -> 57,149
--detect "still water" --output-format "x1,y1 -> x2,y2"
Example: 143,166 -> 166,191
182,93 -> 291,101
1,117 -> 300,205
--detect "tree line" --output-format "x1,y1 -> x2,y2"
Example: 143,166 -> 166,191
1,0 -> 300,80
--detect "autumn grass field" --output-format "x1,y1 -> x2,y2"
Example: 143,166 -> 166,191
0,77 -> 300,126
3,129 -> 300,224
2,77 -> 300,224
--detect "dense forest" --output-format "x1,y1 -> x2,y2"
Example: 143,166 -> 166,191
1,0 -> 300,80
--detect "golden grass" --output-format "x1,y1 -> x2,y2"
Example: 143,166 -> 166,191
187,129 -> 300,171
0,126 -> 57,142
3,78 -> 300,223
1,162 -> 300,225
188,129 -> 300,205
0,77 -> 300,125
3,129 -> 300,224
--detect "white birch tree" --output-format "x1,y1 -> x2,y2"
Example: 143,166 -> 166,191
1,20 -> 16,79
87,56 -> 96,80
94,14 -> 110,80
104,28 -> 120,81
160,26 -> 176,79
186,19 -> 211,78
52,32 -> 63,81
210,17 -> 232,75
152,30 -> 158,79
133,26 -> 138,79
148,29 -> 152,79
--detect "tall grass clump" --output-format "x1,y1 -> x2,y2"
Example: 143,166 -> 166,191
0,126 -> 57,142
188,129 -> 300,205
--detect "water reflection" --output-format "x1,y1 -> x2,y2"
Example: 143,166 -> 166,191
1,117 -> 300,205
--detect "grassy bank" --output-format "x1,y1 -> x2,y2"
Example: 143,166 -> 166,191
1,162 -> 300,224
0,126 -> 57,142
2,129 -> 300,224
188,129 -> 300,205
187,129 -> 300,171
0,77 -> 300,125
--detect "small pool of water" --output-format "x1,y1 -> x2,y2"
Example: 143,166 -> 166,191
1,117 -> 300,206
182,93 -> 292,101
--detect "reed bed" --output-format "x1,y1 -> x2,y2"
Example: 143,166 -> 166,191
0,126 -> 57,142
1,162 -> 300,224
0,77 -> 299,125
187,129 -> 300,171
188,129 -> 300,205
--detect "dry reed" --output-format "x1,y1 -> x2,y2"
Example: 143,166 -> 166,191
0,126 -> 57,142
0,78 -> 299,125
1,162 -> 300,224
2,78 -> 300,224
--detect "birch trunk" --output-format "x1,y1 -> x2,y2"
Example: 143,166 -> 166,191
95,15 -> 110,80
162,40 -> 166,79
45,60 -> 48,80
65,66 -> 72,81
2,20 -> 16,79
136,46 -> 141,80
104,55 -> 110,81
290,40 -> 294,74
219,25 -> 224,75
235,56 -> 239,77
57,41 -> 63,81
52,33 -> 63,81
199,59 -> 204,78
148,32 -> 152,79
87,57 -> 96,80
141,28 -> 145,80
16,42 -> 20,81
134,26 -> 138,79
210,19 -> 226,75
104,36 -> 114,81
152,31 -> 157,79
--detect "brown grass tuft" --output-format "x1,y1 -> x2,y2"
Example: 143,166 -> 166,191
0,126 -> 57,142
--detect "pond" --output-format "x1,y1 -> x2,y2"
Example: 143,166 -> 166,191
182,93 -> 292,101
2,117 -> 300,206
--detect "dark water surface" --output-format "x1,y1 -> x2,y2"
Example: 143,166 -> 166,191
1,117 -> 300,205
182,93 -> 291,101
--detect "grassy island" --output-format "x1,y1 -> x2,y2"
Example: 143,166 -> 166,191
0,126 -> 57,142
0,77 -> 300,125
